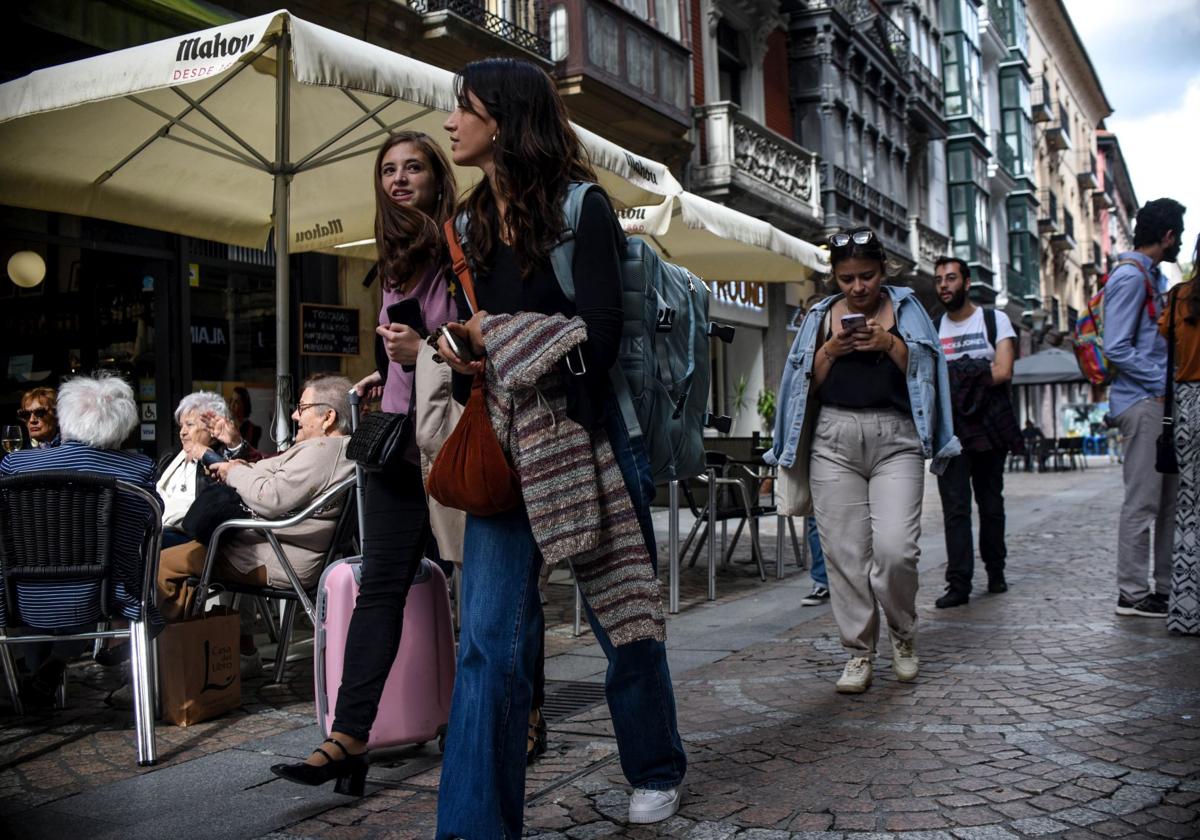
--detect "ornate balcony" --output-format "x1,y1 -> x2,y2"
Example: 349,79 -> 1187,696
1037,189 -> 1058,234
407,0 -> 552,64
827,163 -> 907,230
1050,208 -> 1076,253
550,0 -> 692,155
1031,74 -> 1052,122
1077,150 -> 1098,191
909,217 -> 951,277
908,59 -> 946,137
693,102 -> 822,234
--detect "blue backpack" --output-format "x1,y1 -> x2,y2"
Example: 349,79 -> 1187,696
549,183 -> 715,483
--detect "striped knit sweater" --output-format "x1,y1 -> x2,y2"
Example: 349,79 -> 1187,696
481,312 -> 666,646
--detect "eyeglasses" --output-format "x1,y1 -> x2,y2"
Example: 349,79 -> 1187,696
17,408 -> 51,421
293,402 -> 332,415
828,230 -> 876,248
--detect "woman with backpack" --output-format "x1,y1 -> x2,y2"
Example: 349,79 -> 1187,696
434,58 -> 686,834
766,228 -> 959,694
1160,233 -> 1200,636
270,131 -> 459,794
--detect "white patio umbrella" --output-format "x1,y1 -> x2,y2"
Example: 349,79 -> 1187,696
0,9 -> 681,444
616,191 -> 829,282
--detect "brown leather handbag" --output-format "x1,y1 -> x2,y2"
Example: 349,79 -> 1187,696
425,220 -> 521,516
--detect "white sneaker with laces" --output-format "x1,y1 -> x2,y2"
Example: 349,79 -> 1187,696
835,656 -> 872,694
890,634 -> 919,682
628,787 -> 681,823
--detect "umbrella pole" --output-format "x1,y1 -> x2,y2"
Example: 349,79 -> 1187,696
272,23 -> 293,449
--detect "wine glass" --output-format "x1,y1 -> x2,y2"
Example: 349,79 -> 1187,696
1,424 -> 22,454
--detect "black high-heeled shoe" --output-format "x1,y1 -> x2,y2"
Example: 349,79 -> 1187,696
270,738 -> 369,796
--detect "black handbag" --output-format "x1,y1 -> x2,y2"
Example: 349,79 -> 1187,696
1156,289 -> 1179,475
181,482 -> 253,545
346,409 -> 414,471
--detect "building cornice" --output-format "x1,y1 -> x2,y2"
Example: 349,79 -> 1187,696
1027,0 -> 1113,124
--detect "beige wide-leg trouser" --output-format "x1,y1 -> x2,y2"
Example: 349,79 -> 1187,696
810,406 -> 925,657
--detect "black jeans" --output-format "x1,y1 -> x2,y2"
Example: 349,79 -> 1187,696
331,460 -> 430,742
936,448 -> 1007,594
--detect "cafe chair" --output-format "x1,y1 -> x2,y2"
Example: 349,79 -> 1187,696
0,472 -> 163,766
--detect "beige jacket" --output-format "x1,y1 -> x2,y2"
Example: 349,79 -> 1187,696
223,435 -> 353,587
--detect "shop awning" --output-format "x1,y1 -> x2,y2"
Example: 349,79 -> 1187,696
1012,348 -> 1088,385
617,191 -> 829,283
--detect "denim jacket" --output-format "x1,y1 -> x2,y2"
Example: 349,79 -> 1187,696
765,285 -> 960,474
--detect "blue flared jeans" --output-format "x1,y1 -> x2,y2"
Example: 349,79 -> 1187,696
435,408 -> 686,838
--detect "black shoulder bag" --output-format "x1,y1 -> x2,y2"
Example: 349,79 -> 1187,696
1156,290 -> 1179,475
346,378 -> 418,472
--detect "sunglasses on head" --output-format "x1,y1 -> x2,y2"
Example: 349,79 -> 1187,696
828,230 -> 876,248
17,408 -> 51,421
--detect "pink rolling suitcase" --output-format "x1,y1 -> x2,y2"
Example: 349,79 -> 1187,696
312,389 -> 456,750
313,555 -> 455,749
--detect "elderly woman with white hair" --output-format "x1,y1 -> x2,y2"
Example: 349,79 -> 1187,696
157,374 -> 355,673
0,373 -> 159,707
156,390 -> 262,549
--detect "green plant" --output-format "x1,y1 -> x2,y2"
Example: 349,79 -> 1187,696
757,387 -> 776,433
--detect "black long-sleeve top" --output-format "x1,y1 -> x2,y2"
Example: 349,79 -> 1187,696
452,188 -> 625,430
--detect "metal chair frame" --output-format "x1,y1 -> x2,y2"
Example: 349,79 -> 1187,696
0,473 -> 163,767
187,475 -> 357,683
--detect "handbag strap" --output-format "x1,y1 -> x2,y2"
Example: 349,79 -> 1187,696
1164,288 -> 1177,424
443,218 -> 480,315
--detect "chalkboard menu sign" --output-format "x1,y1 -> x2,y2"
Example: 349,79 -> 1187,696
300,304 -> 360,357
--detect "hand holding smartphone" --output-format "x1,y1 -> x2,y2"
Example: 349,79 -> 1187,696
386,298 -> 427,337
438,324 -> 477,362
840,313 -> 868,334
200,448 -> 228,468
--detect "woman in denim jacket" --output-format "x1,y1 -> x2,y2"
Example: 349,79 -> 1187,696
766,229 -> 959,694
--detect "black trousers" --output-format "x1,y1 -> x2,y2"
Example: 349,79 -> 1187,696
332,460 -> 430,742
936,448 -> 1007,594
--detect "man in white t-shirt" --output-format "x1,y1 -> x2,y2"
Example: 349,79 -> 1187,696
933,257 -> 1017,608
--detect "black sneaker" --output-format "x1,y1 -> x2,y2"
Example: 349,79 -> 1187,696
1115,595 -> 1167,617
987,572 -> 1008,594
801,585 -> 830,606
935,588 -> 970,608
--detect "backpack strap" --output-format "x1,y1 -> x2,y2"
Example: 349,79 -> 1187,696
547,182 -> 593,303
935,312 -> 944,333
442,217 -> 479,315
1112,258 -> 1158,320
983,307 -> 997,350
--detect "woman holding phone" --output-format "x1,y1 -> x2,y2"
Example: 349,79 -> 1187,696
767,228 -> 959,694
271,131 -> 458,793
434,58 -> 686,834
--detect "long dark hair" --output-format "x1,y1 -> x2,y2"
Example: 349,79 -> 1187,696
373,131 -> 457,292
454,58 -> 597,278
1184,233 -> 1199,325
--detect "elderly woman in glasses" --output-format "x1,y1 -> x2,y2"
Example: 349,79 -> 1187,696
156,391 -> 263,549
766,228 -> 959,695
156,374 -> 355,674
18,387 -> 59,447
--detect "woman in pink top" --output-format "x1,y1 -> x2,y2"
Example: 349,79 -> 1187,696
272,132 -> 458,793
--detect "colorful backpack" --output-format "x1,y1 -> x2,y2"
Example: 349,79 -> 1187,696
1072,259 -> 1156,386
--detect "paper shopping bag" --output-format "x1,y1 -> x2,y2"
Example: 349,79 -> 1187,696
158,606 -> 242,726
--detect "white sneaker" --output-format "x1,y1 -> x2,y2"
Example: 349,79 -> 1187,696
890,634 -> 919,682
835,656 -> 872,694
628,787 -> 681,824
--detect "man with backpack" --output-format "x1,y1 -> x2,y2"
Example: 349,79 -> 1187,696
932,257 -> 1021,608
1104,198 -> 1185,618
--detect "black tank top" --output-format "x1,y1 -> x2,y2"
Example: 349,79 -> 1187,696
816,323 -> 911,413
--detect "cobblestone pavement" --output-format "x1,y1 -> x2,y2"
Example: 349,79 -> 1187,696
3,462 -> 1198,840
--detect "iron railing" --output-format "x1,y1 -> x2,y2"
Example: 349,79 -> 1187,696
408,0 -> 550,59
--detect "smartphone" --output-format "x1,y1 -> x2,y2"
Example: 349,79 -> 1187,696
438,324 -> 477,363
840,313 -> 868,333
200,448 -> 228,468
386,298 -> 426,337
